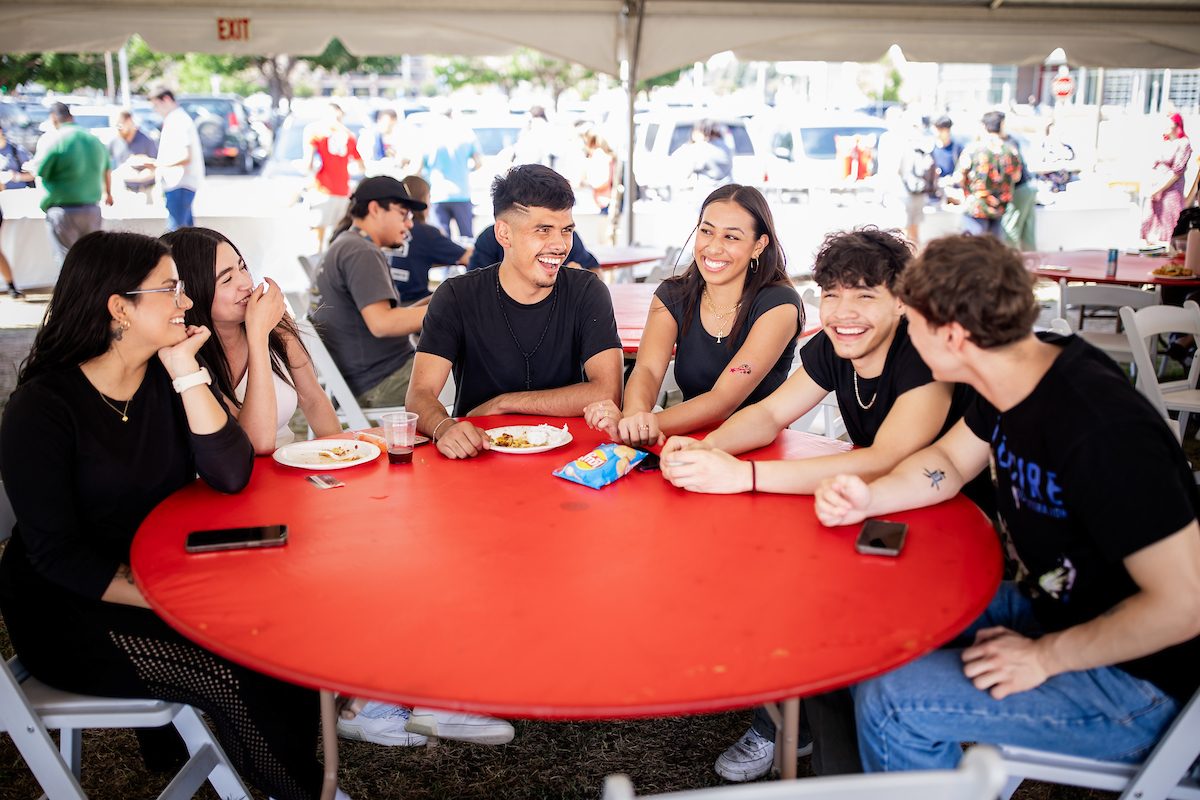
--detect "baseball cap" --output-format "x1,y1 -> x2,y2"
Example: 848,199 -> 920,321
352,176 -> 428,211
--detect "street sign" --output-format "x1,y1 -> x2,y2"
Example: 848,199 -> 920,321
1052,74 -> 1075,99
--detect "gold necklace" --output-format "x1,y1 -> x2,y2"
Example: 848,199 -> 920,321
702,287 -> 741,343
97,390 -> 131,422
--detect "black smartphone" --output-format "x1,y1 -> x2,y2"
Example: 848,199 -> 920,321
185,525 -> 288,553
854,520 -> 908,557
636,452 -> 661,471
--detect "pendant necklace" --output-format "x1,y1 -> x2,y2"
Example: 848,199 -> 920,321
852,371 -> 878,411
97,390 -> 132,422
496,271 -> 558,390
703,287 -> 741,343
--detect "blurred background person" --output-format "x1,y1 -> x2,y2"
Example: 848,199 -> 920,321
511,105 -> 555,168
674,120 -> 732,196
582,128 -> 617,216
1142,112 -> 1192,246
108,109 -> 157,200
149,87 -> 203,232
34,102 -> 112,266
0,124 -> 34,297
419,105 -> 482,240
305,102 -> 364,251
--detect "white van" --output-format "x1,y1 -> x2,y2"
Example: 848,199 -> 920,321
765,112 -> 889,202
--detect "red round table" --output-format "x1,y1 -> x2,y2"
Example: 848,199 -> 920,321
133,418 -> 1000,785
1027,250 -> 1200,287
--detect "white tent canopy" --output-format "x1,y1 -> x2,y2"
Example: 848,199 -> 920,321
4,0 -> 1200,78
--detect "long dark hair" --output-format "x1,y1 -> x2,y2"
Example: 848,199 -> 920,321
663,184 -> 800,346
161,227 -> 302,407
18,231 -> 170,386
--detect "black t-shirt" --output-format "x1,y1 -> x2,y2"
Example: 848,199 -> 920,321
800,318 -> 971,447
0,362 -> 252,608
655,280 -> 801,408
467,225 -> 600,271
387,222 -> 466,304
964,334 -> 1200,702
418,264 -> 621,416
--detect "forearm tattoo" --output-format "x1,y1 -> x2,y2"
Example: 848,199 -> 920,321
923,468 -> 946,490
728,363 -> 752,375
115,564 -> 136,585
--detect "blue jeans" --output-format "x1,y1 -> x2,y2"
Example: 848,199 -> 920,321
164,188 -> 196,232
855,582 -> 1180,772
961,214 -> 1005,240
435,201 -> 473,239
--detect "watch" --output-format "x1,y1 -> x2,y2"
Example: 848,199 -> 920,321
172,367 -> 212,394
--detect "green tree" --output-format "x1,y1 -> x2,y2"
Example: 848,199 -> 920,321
435,49 -> 594,104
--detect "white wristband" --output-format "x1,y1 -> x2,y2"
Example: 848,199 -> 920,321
172,367 -> 212,394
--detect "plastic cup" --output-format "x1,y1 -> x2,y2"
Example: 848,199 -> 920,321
380,412 -> 418,465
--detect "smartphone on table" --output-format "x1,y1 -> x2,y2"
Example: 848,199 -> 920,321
185,525 -> 288,553
854,520 -> 907,557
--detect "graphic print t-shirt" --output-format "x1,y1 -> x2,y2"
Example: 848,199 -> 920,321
963,333 -> 1200,701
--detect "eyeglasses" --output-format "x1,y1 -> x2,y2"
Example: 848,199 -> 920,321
124,279 -> 186,308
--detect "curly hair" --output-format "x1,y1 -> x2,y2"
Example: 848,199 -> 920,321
812,227 -> 913,292
896,234 -> 1038,349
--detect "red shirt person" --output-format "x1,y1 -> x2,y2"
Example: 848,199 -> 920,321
304,102 -> 365,249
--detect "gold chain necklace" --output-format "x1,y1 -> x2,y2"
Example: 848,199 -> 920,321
97,390 -> 131,422
852,371 -> 878,410
702,287 -> 741,343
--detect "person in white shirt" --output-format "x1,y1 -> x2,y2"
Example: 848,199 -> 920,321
149,88 -> 204,231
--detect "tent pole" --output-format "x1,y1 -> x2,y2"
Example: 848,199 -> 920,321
1093,67 -> 1105,162
118,46 -> 131,109
621,0 -> 646,247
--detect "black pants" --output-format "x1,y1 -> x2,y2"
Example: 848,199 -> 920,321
750,689 -> 863,776
4,594 -> 323,800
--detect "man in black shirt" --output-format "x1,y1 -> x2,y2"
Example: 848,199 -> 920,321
662,227 -> 978,782
817,234 -> 1200,773
406,165 -> 622,459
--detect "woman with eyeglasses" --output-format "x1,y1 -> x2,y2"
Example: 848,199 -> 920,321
0,231 -> 336,800
584,184 -> 802,448
163,227 -> 340,453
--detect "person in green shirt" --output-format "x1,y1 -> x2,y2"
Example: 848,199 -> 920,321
35,103 -> 112,265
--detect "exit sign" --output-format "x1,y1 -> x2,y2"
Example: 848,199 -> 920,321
217,17 -> 250,41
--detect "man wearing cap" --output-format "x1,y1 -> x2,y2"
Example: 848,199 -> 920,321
309,176 -> 430,408
149,88 -> 204,231
33,103 -> 112,266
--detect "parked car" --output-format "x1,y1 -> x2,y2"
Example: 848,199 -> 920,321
765,112 -> 889,201
177,94 -> 263,173
632,111 -> 771,201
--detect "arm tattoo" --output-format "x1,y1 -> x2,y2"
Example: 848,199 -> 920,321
728,363 -> 752,375
923,468 -> 946,490
115,564 -> 136,586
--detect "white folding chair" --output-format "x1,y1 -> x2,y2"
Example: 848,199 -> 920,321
297,253 -> 322,286
1057,279 -> 1160,367
641,246 -> 684,284
0,480 -> 251,800
994,687 -> 1200,800
1048,318 -> 1073,335
1121,300 -> 1200,440
602,744 -> 1006,800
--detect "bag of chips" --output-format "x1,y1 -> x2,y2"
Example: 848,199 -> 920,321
553,444 -> 646,490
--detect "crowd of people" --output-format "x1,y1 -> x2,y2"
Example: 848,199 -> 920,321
2,137 -> 1200,799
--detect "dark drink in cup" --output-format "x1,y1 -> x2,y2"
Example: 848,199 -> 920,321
388,447 -> 413,464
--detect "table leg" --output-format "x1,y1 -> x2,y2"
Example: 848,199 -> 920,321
764,698 -> 801,780
320,690 -> 338,800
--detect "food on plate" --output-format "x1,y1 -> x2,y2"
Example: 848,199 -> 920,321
1152,255 -> 1194,277
316,445 -> 362,462
492,432 -> 536,448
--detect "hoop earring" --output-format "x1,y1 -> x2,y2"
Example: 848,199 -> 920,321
750,257 -> 760,273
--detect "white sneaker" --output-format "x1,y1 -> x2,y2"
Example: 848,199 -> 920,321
405,707 -> 515,745
714,727 -> 814,782
336,701 -> 428,746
